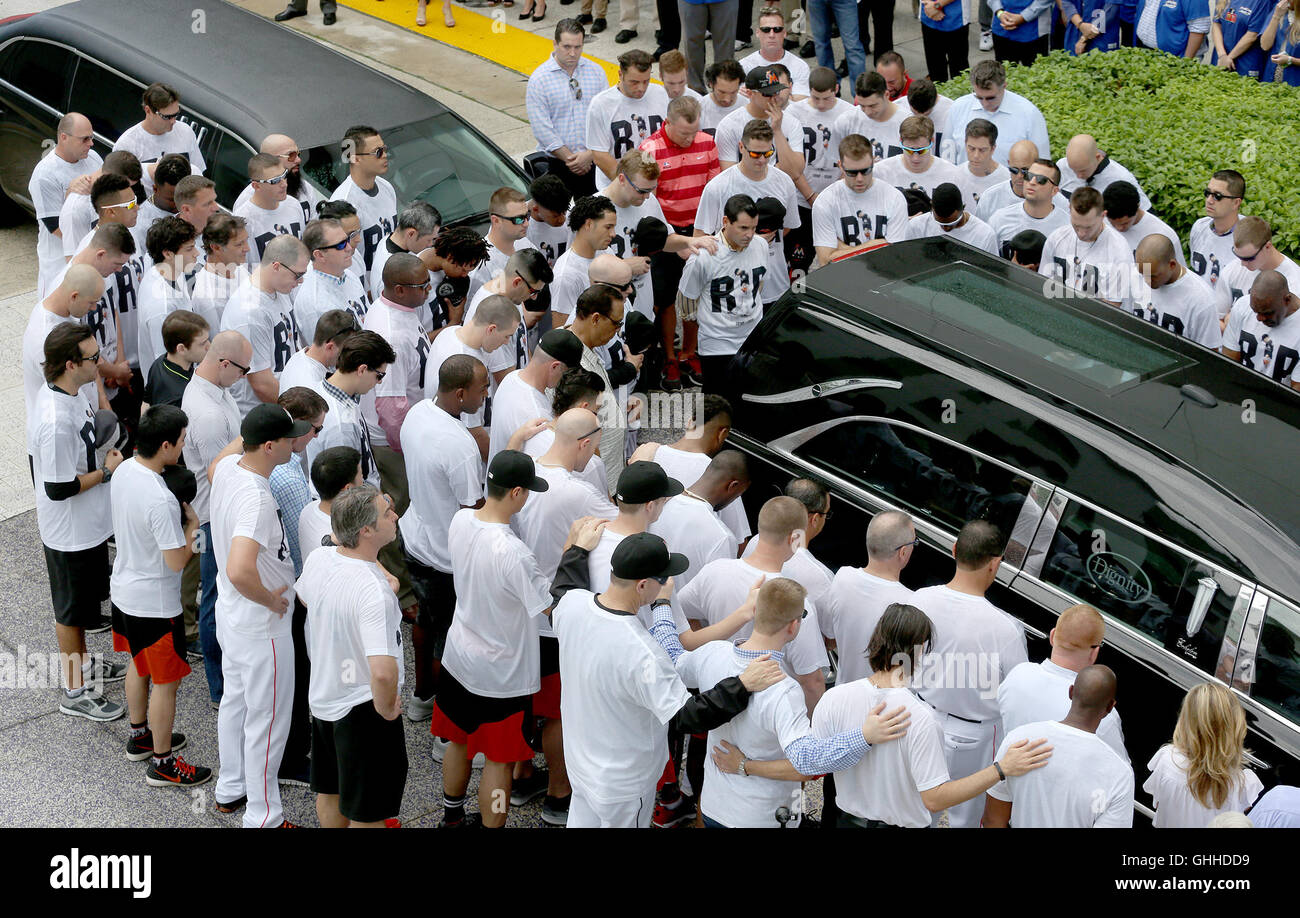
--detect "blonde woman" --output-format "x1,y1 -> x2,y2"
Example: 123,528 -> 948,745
1143,683 -> 1263,828
1211,0 -> 1272,78
1261,0 -> 1300,84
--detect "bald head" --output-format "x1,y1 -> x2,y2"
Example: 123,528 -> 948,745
382,251 -> 427,288
1135,233 -> 1175,266
1069,664 -> 1118,715
261,234 -> 307,269
865,510 -> 915,561
698,449 -> 749,486
1065,134 -> 1101,178
553,407 -> 600,444
1053,604 -> 1104,653
1252,269 -> 1290,302
58,112 -> 92,138
589,252 -> 633,288
60,263 -> 105,304
1007,139 -> 1039,169
757,495 -> 808,543
259,133 -> 297,155
208,329 -> 251,365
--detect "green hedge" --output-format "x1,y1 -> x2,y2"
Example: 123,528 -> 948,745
937,49 -> 1300,260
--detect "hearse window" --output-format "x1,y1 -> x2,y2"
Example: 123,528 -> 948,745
883,266 -> 1187,390
792,419 -> 1031,538
68,59 -> 141,142
208,130 -> 256,209
0,39 -> 75,110
1251,597 -> 1300,724
1038,502 -> 1236,674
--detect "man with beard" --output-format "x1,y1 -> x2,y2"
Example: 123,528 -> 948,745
234,135 -> 322,228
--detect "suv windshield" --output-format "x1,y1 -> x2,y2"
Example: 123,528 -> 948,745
884,266 -> 1189,390
302,112 -> 526,225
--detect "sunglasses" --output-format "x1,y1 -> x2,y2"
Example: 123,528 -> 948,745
310,422 -> 324,435
742,146 -> 775,159
494,212 -> 530,225
1007,165 -> 1028,176
625,175 -> 655,195
75,350 -> 101,364
1025,173 -> 1055,185
893,537 -> 921,552
758,24 -> 785,32
256,169 -> 290,185
605,313 -> 625,329
1234,248 -> 1263,263
1205,188 -> 1242,201
575,427 -> 602,440
515,270 -> 544,297
398,280 -> 433,293
569,77 -> 583,100
276,262 -> 307,280
360,146 -> 389,158
276,149 -> 301,160
314,235 -> 355,252
372,368 -> 387,382
224,357 -> 250,375
157,110 -> 182,121
107,198 -> 138,211
901,143 -> 932,154
843,165 -> 873,176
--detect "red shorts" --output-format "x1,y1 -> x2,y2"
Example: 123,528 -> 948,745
429,668 -> 535,764
111,606 -> 191,685
533,672 -> 562,720
657,755 -> 676,791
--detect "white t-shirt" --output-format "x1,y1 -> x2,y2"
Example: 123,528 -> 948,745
526,217 -> 572,268
699,92 -> 746,136
1128,268 -> 1220,349
190,267 -> 243,330
813,681 -> 949,828
811,179 -> 910,248
872,154 -> 967,199
293,267 -> 368,344
524,426 -> 608,496
424,325 -> 511,427
1221,297 -> 1300,386
819,567 -> 916,686
739,543 -> 834,609
30,384 -> 112,552
905,211 -> 1000,255
549,249 -> 594,318
311,380 -> 379,487
713,107 -> 805,167
330,176 -> 398,297
361,298 -> 430,447
1213,255 -> 1300,317
553,590 -> 690,805
678,641 -> 811,826
911,96 -> 955,161
679,557 -> 829,676
113,121 -> 206,196
648,493 -> 737,589
278,350 -> 329,395
30,149 -> 102,297
1113,210 -> 1185,266
998,659 -> 1128,762
738,50 -> 811,96
832,105 -> 910,161
136,269 -> 193,371
179,374 -> 241,523
585,84 -> 670,188
297,500 -> 333,564
988,721 -> 1135,827
467,236 -> 540,304
233,181 -> 321,229
788,98 -> 856,196
989,202 -> 1071,260
298,547 -> 403,721
220,275 -> 301,416
398,401 -> 484,572
599,191 -> 667,318
1057,157 -> 1150,210
488,371 -> 552,468
1038,224 -> 1134,303
233,197 -> 306,268
442,508 -> 553,697
679,234 -> 770,356
513,462 -> 617,583
977,182 -> 1070,225
22,305 -> 96,424
1143,745 -> 1264,828
1187,216 -> 1238,290
956,163 -> 1010,214
910,584 -> 1027,723
209,453 -> 296,638
59,193 -> 97,259
75,224 -> 151,367
642,444 -> 750,543
109,458 -> 186,618
694,167 -> 800,304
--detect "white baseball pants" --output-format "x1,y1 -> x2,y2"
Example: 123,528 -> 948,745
934,713 -> 999,829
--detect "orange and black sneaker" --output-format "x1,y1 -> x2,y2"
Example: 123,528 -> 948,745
277,820 -> 302,828
145,754 -> 212,788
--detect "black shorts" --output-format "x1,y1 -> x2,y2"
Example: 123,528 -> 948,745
44,541 -> 110,627
434,667 -> 534,736
311,700 -> 409,823
650,224 -> 694,312
110,605 -> 190,684
406,555 -> 456,657
539,635 -> 559,678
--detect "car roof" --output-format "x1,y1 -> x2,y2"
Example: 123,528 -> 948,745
3,0 -> 446,149
805,237 -> 1300,550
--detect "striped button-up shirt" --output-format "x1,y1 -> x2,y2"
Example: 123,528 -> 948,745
640,127 -> 721,229
269,452 -> 314,577
526,55 -> 610,154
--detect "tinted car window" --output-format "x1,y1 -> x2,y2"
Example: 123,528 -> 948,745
1252,597 -> 1300,723
793,419 -> 1032,539
0,39 -> 75,109
68,58 -> 142,142
207,129 -> 255,208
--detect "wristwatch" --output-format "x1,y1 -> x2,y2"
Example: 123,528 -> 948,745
738,756 -> 749,777
101,465 -> 113,484
994,760 -> 1006,781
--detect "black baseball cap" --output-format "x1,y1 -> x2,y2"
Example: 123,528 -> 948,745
241,404 -> 311,446
487,449 -> 550,492
610,531 -> 689,581
614,461 -> 683,503
632,216 -> 669,256
623,311 -> 656,355
538,329 -> 583,367
932,182 -> 964,216
745,65 -> 785,96
756,196 -> 786,233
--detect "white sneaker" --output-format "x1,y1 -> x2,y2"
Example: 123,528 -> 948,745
59,689 -> 125,722
980,29 -> 993,51
430,736 -> 485,769
406,693 -> 435,722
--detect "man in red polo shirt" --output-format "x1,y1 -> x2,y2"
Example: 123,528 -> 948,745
640,95 -> 720,391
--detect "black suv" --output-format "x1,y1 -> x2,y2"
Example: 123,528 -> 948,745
0,0 -> 527,225
727,236 -> 1300,819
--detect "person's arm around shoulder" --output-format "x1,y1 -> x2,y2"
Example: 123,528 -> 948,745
931,736 -> 1053,818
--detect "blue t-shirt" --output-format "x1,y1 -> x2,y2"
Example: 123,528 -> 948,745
921,0 -> 970,32
1138,0 -> 1210,54
991,0 -> 1054,41
1064,0 -> 1123,50
1119,0 -> 1138,24
1211,0 -> 1274,77
1262,20 -> 1300,84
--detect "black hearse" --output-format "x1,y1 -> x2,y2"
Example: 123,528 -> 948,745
729,236 -> 1300,819
0,0 -> 527,226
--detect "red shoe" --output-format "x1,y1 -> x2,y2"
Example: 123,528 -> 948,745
652,794 -> 695,828
660,359 -> 682,392
680,355 -> 704,389
400,602 -> 419,624
277,819 -> 302,828
385,818 -> 402,828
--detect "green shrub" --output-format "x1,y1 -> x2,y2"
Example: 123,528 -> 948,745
937,49 -> 1300,259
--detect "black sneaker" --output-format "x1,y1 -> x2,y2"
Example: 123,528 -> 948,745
592,17 -> 607,32
835,59 -> 849,78
800,39 -> 816,58
186,643 -> 203,662
541,794 -> 571,826
440,811 -> 483,828
126,730 -> 188,762
215,794 -> 247,814
510,768 -> 549,806
85,616 -> 112,634
146,755 -> 212,788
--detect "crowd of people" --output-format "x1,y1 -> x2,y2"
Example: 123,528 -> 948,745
18,7 -> 1300,829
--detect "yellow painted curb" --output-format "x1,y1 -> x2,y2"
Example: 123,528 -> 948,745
338,0 -> 624,84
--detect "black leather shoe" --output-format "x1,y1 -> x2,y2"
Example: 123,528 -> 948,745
577,12 -> 592,23
784,36 -> 800,50
615,28 -> 637,42
836,59 -> 849,77
800,39 -> 815,58
323,11 -> 336,24
592,17 -> 607,32
274,7 -> 307,21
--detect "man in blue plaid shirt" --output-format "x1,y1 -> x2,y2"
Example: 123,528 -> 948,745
526,19 -> 610,198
